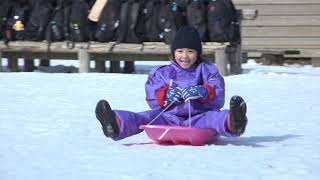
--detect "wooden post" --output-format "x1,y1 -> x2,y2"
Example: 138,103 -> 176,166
227,10 -> 243,75
78,48 -> 90,73
110,61 -> 120,73
215,49 -> 228,76
95,57 -> 106,73
124,61 -> 135,73
228,44 -> 242,75
8,56 -> 19,72
24,59 -> 35,72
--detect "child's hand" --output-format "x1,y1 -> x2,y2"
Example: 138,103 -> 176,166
182,85 -> 208,102
165,87 -> 183,105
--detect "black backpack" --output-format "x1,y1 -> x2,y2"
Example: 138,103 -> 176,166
116,0 -> 143,43
170,0 -> 187,28
142,0 -> 184,43
65,0 -> 90,42
45,1 -> 66,43
159,1 -> 187,44
25,0 -> 53,41
0,0 -> 16,42
134,0 -> 148,42
158,2 -> 177,44
186,0 -> 207,41
143,0 -> 163,42
6,0 -> 31,41
125,0 -> 143,43
207,0 -> 240,43
95,0 -> 121,42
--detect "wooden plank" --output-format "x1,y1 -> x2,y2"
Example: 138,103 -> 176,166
242,16 -> 320,26
233,0 -> 320,5
244,47 -> 320,58
236,4 -> 320,16
243,37 -> 320,46
242,26 -> 320,37
0,41 -> 234,74
0,41 -> 228,55
105,53 -> 171,61
303,50 -> 320,58
1,51 -> 78,60
312,58 -> 320,67
288,49 -> 320,58
106,53 -> 214,62
244,45 -> 320,50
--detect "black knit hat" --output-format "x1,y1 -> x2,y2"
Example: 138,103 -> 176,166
171,26 -> 202,56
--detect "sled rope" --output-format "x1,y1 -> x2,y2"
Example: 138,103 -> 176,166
147,80 -> 193,128
146,79 -> 175,126
146,100 -> 175,126
188,100 -> 191,128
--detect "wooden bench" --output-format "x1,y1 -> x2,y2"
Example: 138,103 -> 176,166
0,41 -> 236,75
0,9 -> 257,75
234,0 -> 320,66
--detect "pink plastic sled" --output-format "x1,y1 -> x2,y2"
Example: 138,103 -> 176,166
140,125 -> 217,146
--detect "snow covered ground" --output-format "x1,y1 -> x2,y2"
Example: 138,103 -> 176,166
1,60 -> 320,180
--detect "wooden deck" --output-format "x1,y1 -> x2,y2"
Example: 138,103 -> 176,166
234,0 -> 320,65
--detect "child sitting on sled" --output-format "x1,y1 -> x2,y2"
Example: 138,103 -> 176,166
95,26 -> 248,140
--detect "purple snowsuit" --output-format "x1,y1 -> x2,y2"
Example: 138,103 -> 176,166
112,60 -> 233,141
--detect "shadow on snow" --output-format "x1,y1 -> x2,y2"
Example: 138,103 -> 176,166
122,134 -> 302,147
212,134 -> 302,147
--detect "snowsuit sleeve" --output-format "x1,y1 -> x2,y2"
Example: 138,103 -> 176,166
145,66 -> 168,109
200,63 -> 225,109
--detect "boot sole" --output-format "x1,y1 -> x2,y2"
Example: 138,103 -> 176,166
230,96 -> 248,136
95,100 -> 119,138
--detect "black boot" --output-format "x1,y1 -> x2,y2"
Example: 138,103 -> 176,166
229,96 -> 248,136
95,100 -> 120,138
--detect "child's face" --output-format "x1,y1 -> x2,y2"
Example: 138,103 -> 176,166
174,48 -> 198,69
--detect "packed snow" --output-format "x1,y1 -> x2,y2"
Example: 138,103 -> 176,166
1,59 -> 320,180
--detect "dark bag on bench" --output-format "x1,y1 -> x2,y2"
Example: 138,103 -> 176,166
0,0 -> 16,41
157,1 -> 180,44
65,0 -> 90,42
125,0 -> 143,43
116,0 -> 143,43
95,0 -> 121,42
143,0 -> 163,42
45,1 -> 66,42
25,0 -> 52,41
207,0 -> 240,43
143,0 -> 186,44
6,0 -> 31,41
186,0 -> 207,41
